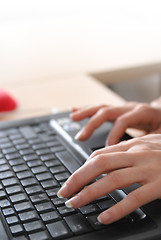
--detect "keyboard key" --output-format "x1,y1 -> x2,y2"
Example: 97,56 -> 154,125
6,215 -> 19,225
25,185 -> 43,195
46,188 -> 60,198
57,205 -> 76,216
23,154 -> 38,161
10,134 -> 22,140
46,140 -> 60,147
36,173 -> 53,181
97,199 -> 114,211
36,149 -> 51,156
2,177 -> 18,187
13,164 -> 28,173
0,137 -> 9,144
19,210 -> 39,222
86,214 -> 105,230
23,220 -> 44,233
9,159 -> 24,166
30,193 -> 49,204
39,135 -> 57,142
16,144 -> 30,150
41,180 -> 59,189
6,185 -> 22,195
19,126 -> 37,139
40,154 -> 55,161
19,149 -> 34,155
10,224 -> 24,236
35,202 -> 55,213
50,146 -> 65,153
0,199 -> 11,208
29,231 -> 50,240
2,207 -> 15,216
0,142 -> 13,149
32,143 -> 47,150
0,190 -> 7,198
0,171 -> 14,179
40,211 -> 60,223
52,197 -> 67,207
2,147 -> 16,154
55,172 -> 70,182
50,166 -> 66,175
64,213 -> 91,234
56,151 -> 80,174
31,166 -> 47,174
6,153 -> 20,160
0,158 -> 6,165
10,193 -> 28,203
12,138 -> 26,145
21,178 -> 38,187
27,160 -> 42,168
46,220 -> 72,239
79,204 -> 100,215
7,128 -> 19,135
0,164 -> 10,172
14,201 -> 34,213
44,159 -> 60,167
16,171 -> 33,180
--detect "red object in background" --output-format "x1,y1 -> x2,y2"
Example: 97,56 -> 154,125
0,89 -> 17,112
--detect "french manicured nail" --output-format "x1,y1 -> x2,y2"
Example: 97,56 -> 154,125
65,194 -> 80,208
75,131 -> 82,140
97,212 -> 110,224
65,200 -> 73,208
75,129 -> 87,140
57,184 -> 68,198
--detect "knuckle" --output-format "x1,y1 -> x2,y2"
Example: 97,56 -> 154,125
131,137 -> 143,145
90,149 -> 102,158
92,155 -> 105,171
108,171 -> 121,186
128,191 -> 142,207
97,107 -> 108,116
83,185 -> 95,198
136,103 -> 150,112
115,116 -> 126,126
69,170 -> 80,186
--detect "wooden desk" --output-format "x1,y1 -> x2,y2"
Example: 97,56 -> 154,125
0,75 -> 125,122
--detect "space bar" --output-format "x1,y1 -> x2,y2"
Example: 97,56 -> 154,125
55,151 -> 81,174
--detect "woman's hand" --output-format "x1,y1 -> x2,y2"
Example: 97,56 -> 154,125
71,102 -> 161,145
57,134 -> 161,224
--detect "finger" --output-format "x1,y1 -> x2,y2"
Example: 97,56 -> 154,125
57,152 -> 136,198
107,108 -> 152,145
87,139 -> 134,162
98,182 -> 159,224
75,106 -> 131,141
70,105 -> 107,121
65,167 -> 142,208
71,107 -> 81,112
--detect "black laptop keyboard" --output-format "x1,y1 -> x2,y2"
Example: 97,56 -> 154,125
0,121 -> 132,240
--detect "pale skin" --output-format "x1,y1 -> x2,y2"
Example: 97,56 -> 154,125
57,97 -> 161,225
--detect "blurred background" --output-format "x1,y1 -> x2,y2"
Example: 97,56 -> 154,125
1,0 -> 161,103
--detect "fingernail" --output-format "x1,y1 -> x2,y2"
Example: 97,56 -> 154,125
65,194 -> 80,208
65,200 -> 73,208
57,191 -> 63,199
97,212 -> 110,224
57,184 -> 68,198
75,131 -> 83,140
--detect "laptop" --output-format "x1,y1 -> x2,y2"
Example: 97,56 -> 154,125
0,111 -> 160,240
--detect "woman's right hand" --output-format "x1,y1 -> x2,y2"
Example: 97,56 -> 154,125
70,102 -> 161,145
